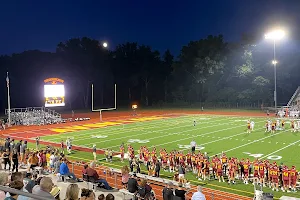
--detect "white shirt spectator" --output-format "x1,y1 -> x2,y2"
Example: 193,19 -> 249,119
49,154 -> 56,166
192,186 -> 206,200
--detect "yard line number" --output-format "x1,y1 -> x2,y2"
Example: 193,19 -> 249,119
243,152 -> 282,160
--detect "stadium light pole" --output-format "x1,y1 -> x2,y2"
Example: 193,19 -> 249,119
6,72 -> 11,127
265,29 -> 285,111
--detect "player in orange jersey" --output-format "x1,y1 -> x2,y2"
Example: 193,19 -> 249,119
247,120 -> 251,133
291,120 -> 295,132
211,155 -> 218,180
271,121 -> 276,134
282,166 -> 290,192
258,161 -> 265,186
203,159 -> 210,181
221,152 -> 228,175
289,166 -> 298,192
228,159 -> 236,184
243,160 -> 250,184
216,160 -> 225,182
253,160 -> 259,185
272,164 -> 279,191
265,121 -> 269,132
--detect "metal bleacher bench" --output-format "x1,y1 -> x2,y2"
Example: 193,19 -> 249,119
119,189 -> 135,200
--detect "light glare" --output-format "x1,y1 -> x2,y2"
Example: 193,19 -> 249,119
265,30 -> 285,40
44,85 -> 65,97
103,42 -> 108,48
272,60 -> 278,65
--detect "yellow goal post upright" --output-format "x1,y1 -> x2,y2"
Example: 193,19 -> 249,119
91,84 -> 117,122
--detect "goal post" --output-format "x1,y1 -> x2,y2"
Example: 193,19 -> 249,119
91,84 -> 117,122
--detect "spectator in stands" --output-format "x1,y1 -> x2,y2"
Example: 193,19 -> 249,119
4,138 -> 10,151
2,149 -> 11,171
12,149 -> 19,172
15,140 -> 22,156
27,153 -> 39,171
49,152 -> 56,173
191,186 -> 206,200
162,182 -> 174,200
0,172 -> 9,199
174,183 -> 187,200
138,179 -> 152,199
98,194 -> 105,200
10,172 -> 29,200
65,184 -> 79,200
105,194 -> 114,200
29,177 -> 55,200
5,180 -> 24,200
20,141 -> 27,166
59,158 -> 77,181
121,165 -> 130,189
82,164 -> 113,190
127,174 -> 139,193
10,139 -> 15,153
23,173 -> 36,194
54,158 -> 61,174
80,188 -> 95,200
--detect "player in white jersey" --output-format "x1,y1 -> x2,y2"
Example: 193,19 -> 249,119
294,122 -> 298,132
250,121 -> 255,131
276,119 -> 280,130
194,120 -> 196,126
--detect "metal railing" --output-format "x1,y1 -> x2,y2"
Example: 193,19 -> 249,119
0,185 -> 52,200
69,162 -> 251,200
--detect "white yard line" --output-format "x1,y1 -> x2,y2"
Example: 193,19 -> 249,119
200,126 -> 266,146
105,124 -> 245,150
89,120 -> 238,147
259,139 -> 300,160
48,115 -> 230,142
148,124 -> 247,148
45,115 -> 223,141
80,117 -> 264,149
216,130 -> 289,155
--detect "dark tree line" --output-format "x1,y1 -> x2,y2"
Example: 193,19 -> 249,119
0,35 -> 299,111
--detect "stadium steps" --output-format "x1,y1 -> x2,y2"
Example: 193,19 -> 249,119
287,86 -> 300,106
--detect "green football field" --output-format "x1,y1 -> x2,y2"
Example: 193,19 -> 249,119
39,114 -> 300,198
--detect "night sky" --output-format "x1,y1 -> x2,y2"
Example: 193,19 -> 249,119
1,0 -> 300,55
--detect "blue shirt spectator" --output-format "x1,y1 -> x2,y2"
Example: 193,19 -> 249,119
59,159 -> 77,180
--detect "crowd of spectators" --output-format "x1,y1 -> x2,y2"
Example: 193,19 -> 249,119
0,137 -> 117,200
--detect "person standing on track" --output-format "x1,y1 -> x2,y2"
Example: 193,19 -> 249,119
36,137 -> 40,150
60,140 -> 64,154
92,144 -> 97,161
190,140 -> 196,154
66,138 -> 72,155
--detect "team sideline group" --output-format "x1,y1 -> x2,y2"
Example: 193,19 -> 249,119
114,118 -> 300,193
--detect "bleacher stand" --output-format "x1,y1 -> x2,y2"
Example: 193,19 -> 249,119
5,107 -> 62,126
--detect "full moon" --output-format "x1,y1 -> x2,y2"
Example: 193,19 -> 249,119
103,42 -> 108,48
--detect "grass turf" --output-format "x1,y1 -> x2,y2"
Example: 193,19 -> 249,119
37,114 -> 300,199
